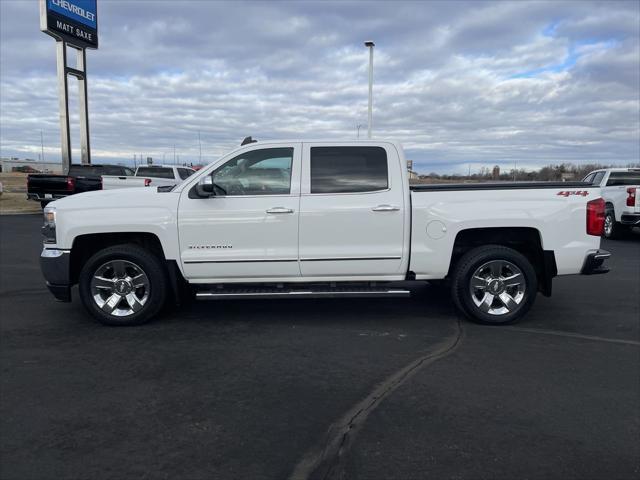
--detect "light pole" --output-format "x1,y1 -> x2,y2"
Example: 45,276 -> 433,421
365,41 -> 375,139
356,124 -> 363,139
40,130 -> 45,169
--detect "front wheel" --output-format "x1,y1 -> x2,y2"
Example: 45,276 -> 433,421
78,244 -> 167,326
451,245 -> 537,325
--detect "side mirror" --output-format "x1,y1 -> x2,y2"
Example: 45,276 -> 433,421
195,175 -> 215,197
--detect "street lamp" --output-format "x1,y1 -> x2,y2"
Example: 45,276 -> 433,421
364,41 -> 375,139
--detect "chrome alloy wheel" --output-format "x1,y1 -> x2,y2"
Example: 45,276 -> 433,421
90,260 -> 150,317
604,214 -> 613,236
469,260 -> 526,316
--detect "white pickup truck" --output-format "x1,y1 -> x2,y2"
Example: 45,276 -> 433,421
102,165 -> 196,190
582,168 -> 640,239
40,140 -> 610,326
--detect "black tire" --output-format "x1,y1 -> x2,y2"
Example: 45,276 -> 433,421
603,209 -> 628,239
78,244 -> 167,326
451,245 -> 537,325
40,201 -> 49,209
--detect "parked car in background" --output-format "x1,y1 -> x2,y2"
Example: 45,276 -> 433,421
102,165 -> 196,190
39,140 -> 609,327
27,164 -> 134,208
583,168 -> 640,238
13,165 -> 41,173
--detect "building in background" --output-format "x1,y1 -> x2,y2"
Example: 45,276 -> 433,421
406,160 -> 419,180
0,158 -> 62,173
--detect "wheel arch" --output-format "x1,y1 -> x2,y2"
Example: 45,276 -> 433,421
448,227 -> 557,297
70,232 -> 189,306
70,232 -> 166,284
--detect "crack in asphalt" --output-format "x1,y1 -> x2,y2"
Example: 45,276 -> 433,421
289,317 -> 464,480
502,326 -> 640,347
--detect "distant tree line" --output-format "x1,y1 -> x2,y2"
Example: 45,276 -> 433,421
414,162 -> 640,184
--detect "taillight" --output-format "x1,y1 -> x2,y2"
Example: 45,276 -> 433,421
627,187 -> 636,207
66,176 -> 75,191
586,198 -> 605,236
144,178 -> 152,187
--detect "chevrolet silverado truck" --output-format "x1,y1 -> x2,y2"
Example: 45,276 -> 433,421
582,168 -> 640,239
27,164 -> 134,208
102,165 -> 196,190
39,140 -> 610,326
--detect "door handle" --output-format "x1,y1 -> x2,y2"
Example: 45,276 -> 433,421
266,207 -> 294,214
372,204 -> 400,212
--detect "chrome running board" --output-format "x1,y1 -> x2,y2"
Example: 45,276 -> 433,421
195,286 -> 411,300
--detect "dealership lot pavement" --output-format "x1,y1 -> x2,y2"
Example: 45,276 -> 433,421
1,214 -> 638,480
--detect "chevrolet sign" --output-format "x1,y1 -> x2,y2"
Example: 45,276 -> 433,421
40,0 -> 98,49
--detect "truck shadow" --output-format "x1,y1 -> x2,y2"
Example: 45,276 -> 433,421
170,283 -> 456,330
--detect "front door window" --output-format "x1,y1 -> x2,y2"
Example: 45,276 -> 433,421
212,148 -> 293,196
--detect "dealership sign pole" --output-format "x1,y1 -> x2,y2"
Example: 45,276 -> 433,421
40,0 -> 98,172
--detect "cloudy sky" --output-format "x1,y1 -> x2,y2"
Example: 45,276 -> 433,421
1,0 -> 638,174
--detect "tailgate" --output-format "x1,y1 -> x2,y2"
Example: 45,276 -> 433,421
27,175 -> 70,194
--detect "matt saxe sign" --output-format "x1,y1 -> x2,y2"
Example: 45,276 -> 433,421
40,0 -> 98,49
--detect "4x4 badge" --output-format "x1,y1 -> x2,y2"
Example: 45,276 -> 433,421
557,191 -> 589,197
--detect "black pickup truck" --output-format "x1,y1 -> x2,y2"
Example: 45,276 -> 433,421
27,164 -> 134,208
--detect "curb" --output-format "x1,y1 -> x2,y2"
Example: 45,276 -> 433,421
0,211 -> 41,216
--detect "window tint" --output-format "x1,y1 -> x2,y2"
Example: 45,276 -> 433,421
211,147 -> 293,195
606,171 -> 640,186
310,146 -> 388,193
590,171 -> 605,186
68,165 -> 132,176
582,173 -> 595,184
135,167 -> 174,179
177,168 -> 194,180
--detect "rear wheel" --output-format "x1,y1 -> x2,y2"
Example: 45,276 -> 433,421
603,209 -> 628,239
40,201 -> 49,209
78,244 -> 167,326
451,245 -> 537,325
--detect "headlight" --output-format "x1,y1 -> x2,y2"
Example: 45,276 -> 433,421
42,206 -> 56,243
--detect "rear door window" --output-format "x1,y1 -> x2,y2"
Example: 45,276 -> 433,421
310,146 -> 388,194
177,168 -> 194,180
591,171 -> 605,186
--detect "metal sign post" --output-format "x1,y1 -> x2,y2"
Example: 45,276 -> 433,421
364,41 -> 375,139
40,0 -> 98,173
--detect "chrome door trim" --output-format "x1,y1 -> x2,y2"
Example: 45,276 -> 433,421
300,256 -> 402,262
184,258 -> 298,264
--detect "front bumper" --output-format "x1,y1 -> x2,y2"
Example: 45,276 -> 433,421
620,213 -> 640,226
581,249 -> 611,275
40,248 -> 72,302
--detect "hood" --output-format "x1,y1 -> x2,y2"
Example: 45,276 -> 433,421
50,187 -> 177,211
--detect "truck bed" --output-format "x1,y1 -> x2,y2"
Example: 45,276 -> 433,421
409,181 -> 590,191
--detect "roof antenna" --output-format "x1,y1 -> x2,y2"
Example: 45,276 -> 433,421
241,136 -> 257,146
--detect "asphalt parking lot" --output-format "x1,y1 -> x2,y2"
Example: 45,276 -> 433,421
1,214 -> 638,480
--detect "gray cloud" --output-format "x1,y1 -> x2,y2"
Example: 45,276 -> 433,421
1,0 -> 638,173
